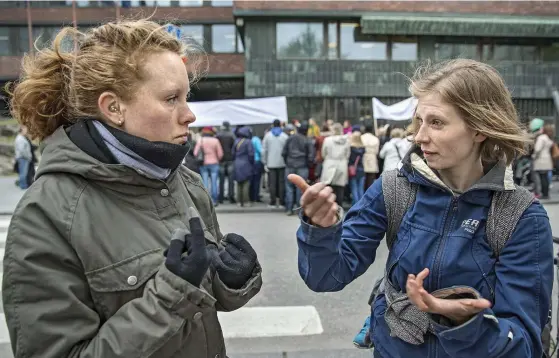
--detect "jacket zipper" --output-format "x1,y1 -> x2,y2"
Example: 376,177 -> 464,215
430,197 -> 457,358
430,196 -> 458,293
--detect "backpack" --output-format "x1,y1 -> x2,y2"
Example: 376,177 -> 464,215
371,170 -> 551,356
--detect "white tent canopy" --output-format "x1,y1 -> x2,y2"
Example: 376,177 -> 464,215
189,96 -> 288,128
372,97 -> 418,121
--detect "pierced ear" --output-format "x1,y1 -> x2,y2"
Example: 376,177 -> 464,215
98,92 -> 124,127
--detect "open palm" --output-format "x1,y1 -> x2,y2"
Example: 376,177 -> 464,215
406,268 -> 492,326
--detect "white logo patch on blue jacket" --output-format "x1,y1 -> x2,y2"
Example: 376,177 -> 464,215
461,219 -> 480,234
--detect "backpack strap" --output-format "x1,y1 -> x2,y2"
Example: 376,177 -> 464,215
486,185 -> 534,257
381,169 -> 418,250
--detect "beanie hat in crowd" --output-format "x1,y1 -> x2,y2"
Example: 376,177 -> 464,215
529,118 -> 544,133
202,126 -> 215,135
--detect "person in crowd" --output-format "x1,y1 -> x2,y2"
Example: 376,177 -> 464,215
379,124 -> 392,148
360,120 -> 380,189
312,122 -> 332,184
545,124 -> 559,189
194,126 -> 223,206
284,123 -> 296,136
306,118 -> 320,183
343,120 -> 352,135
379,128 -> 410,173
232,126 -> 255,207
289,59 -> 552,358
283,121 -> 315,216
262,119 -> 288,208
26,136 -> 38,186
216,120 -> 236,204
531,118 -> 554,199
344,125 -> 363,203
3,19 -> 262,358
13,125 -> 33,189
307,118 -> 321,138
250,127 -> 263,203
348,131 -> 366,205
182,132 -> 200,174
376,125 -> 388,174
319,122 -> 350,207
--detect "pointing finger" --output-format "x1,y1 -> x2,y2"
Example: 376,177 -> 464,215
188,207 -> 205,238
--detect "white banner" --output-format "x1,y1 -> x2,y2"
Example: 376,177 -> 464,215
372,97 -> 418,121
189,96 -> 288,128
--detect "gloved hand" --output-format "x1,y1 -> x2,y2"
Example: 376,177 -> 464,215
164,215 -> 210,288
209,233 -> 257,289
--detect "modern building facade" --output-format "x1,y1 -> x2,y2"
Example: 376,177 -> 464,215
235,1 -> 559,123
1,1 -> 559,124
0,0 -> 245,114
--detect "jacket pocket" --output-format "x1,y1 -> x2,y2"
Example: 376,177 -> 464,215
385,223 -> 412,288
85,249 -> 163,322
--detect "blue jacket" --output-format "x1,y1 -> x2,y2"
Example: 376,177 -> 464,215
252,136 -> 262,163
297,149 -> 553,358
232,127 -> 254,182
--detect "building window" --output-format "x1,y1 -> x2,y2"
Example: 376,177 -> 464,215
493,45 -> 537,61
276,22 -> 324,59
0,1 -> 27,8
180,25 -> 204,47
435,43 -> 478,60
340,23 -> 386,60
0,28 -> 9,56
328,22 -> 338,59
74,0 -> 90,7
391,36 -> 417,61
0,27 -> 29,55
237,32 -> 244,53
211,0 -> 233,6
177,0 -> 203,5
211,24 -> 236,53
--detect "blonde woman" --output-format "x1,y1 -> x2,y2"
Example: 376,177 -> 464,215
289,59 -> 552,358
3,20 -> 262,357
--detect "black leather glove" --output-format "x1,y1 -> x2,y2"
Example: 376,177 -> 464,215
164,215 -> 209,288
210,233 -> 257,289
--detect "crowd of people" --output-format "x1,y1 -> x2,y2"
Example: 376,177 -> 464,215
182,117 -> 416,212
512,118 -> 559,200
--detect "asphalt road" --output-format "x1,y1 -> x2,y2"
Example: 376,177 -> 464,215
0,181 -> 558,357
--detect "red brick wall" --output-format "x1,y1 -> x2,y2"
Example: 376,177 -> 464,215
0,5 -> 233,25
0,53 -> 244,80
208,53 -> 244,75
0,57 -> 22,81
234,1 -> 559,16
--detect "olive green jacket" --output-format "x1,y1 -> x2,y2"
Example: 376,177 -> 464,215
3,126 -> 262,358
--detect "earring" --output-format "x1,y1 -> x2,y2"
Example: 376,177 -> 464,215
117,119 -> 123,126
109,105 -> 119,113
